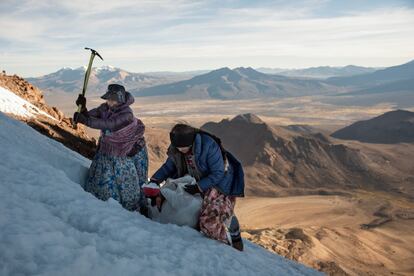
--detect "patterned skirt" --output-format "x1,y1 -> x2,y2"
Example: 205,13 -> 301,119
83,146 -> 148,211
199,188 -> 236,243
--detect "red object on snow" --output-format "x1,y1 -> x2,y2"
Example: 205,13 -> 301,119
142,182 -> 160,197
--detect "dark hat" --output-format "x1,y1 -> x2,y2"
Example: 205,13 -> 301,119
170,131 -> 196,148
101,84 -> 127,103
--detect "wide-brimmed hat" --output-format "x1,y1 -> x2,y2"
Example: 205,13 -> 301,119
101,84 -> 127,103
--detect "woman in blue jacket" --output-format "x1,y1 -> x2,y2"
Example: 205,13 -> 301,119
150,124 -> 245,250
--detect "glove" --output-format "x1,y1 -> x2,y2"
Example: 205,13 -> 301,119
73,112 -> 89,125
76,94 -> 87,109
184,184 -> 201,195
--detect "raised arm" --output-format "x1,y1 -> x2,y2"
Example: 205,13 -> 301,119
86,112 -> 134,131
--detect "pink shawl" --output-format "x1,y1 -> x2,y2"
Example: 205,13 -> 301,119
99,118 -> 145,157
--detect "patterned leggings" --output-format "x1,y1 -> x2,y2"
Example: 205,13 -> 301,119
199,188 -> 236,243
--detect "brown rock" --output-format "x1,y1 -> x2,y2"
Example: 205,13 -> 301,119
0,73 -> 97,159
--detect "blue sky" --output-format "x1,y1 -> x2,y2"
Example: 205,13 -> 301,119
1,0 -> 413,77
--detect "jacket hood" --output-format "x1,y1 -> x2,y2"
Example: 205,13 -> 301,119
110,92 -> 135,111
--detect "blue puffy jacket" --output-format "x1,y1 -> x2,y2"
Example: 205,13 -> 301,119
152,133 -> 244,197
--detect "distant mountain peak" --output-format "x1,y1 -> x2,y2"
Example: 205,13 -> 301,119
231,113 -> 265,124
234,67 -> 263,75
70,66 -> 86,71
327,59 -> 414,86
331,109 -> 414,144
96,65 -> 117,72
234,66 -> 254,71
57,65 -> 119,73
376,109 -> 414,121
58,67 -> 78,72
195,67 -> 242,82
213,67 -> 232,73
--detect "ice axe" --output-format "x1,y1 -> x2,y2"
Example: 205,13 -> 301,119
73,47 -> 104,129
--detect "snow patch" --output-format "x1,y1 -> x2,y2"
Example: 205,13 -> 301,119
96,65 -> 116,72
0,113 -> 321,276
0,86 -> 56,120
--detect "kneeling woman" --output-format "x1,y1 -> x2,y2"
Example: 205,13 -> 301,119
149,124 -> 245,250
74,84 -> 148,212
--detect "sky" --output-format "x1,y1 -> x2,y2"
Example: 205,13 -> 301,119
1,0 -> 413,77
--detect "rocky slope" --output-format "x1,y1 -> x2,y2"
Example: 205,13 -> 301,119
202,113 -> 414,197
331,110 -> 414,144
237,194 -> 414,276
0,72 -> 96,158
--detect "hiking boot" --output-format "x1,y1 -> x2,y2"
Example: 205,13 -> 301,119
227,215 -> 244,251
231,236 -> 244,251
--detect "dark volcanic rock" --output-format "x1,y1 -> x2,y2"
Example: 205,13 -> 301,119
331,110 -> 414,144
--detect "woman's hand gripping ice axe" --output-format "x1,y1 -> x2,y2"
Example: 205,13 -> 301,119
73,47 -> 103,129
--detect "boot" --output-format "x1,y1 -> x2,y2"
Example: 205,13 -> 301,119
228,215 -> 244,251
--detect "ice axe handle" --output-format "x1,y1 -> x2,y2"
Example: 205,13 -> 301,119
73,47 -> 103,129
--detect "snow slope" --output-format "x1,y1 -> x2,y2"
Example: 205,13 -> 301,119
0,86 -> 55,120
0,112 -> 321,276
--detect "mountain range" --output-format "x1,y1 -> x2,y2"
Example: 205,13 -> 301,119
133,67 -> 341,99
256,65 -> 378,79
26,66 -> 191,95
133,60 -> 413,101
326,60 -> 414,88
321,60 -> 414,107
25,60 -> 414,104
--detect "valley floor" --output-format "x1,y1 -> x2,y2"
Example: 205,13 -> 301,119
45,94 -> 413,131
236,193 -> 414,275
